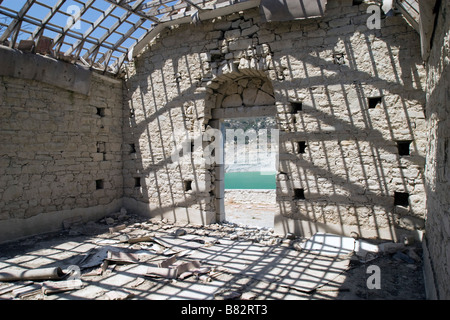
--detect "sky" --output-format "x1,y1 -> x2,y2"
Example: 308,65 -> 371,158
0,0 -> 176,66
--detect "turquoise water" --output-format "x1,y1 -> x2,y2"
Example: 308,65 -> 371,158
224,171 -> 276,190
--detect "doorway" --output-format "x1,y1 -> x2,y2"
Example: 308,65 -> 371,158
221,117 -> 277,228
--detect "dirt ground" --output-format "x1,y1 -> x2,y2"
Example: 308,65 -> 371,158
0,212 -> 426,301
224,201 -> 276,229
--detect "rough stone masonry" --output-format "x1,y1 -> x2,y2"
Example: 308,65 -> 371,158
1,0 -> 448,299
0,48 -> 124,241
123,0 -> 427,241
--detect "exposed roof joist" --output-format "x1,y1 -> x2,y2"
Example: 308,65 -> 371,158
0,0 -> 36,47
0,0 -> 260,75
2,0 -> 424,76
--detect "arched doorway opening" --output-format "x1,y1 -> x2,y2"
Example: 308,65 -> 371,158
205,70 -> 278,228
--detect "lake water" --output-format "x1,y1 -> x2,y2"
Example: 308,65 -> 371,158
224,171 -> 276,189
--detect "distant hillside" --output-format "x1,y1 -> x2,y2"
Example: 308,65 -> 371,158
222,117 -> 277,132
222,117 -> 278,173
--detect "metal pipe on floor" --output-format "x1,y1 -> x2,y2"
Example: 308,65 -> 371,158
0,267 -> 66,282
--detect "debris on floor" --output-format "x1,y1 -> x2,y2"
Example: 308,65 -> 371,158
0,267 -> 66,282
41,279 -> 84,295
0,213 -> 426,300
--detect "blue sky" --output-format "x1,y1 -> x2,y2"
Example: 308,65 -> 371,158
0,0 -> 175,64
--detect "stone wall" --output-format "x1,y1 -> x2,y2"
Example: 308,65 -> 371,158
423,0 -> 450,300
123,0 -> 427,240
0,48 -> 124,242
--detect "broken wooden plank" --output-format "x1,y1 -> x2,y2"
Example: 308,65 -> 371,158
129,277 -> 145,288
198,275 -> 212,283
109,224 -> 126,233
175,261 -> 201,275
106,251 -> 140,264
0,281 -> 33,296
158,255 -> 177,268
127,235 -> 155,244
101,259 -> 110,273
175,261 -> 203,280
177,266 -> 210,281
12,284 -> 42,299
42,280 -> 84,295
81,267 -> 103,277
106,250 -> 156,264
145,267 -> 178,279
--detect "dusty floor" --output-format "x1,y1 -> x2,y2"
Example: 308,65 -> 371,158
224,201 -> 276,229
0,212 -> 426,301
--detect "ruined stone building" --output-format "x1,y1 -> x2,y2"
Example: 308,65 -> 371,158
0,0 -> 448,299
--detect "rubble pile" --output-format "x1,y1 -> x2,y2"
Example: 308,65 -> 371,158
0,210 -> 425,300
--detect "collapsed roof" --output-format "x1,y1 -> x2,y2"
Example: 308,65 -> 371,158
0,0 -> 424,75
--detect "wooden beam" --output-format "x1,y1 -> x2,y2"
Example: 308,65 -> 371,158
83,0 -> 146,62
395,0 -> 420,32
64,3 -> 117,56
158,0 -> 258,23
52,0 -> 96,47
96,16 -> 146,65
29,0 -> 65,40
140,0 -> 188,13
104,0 -> 160,23
417,0 -> 438,61
183,0 -> 205,11
0,0 -> 36,43
140,0 -> 196,17
9,20 -> 22,48
111,49 -> 128,74
0,8 -> 127,54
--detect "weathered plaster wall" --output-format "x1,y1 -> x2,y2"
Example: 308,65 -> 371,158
0,47 -> 124,243
422,0 -> 450,300
123,0 -> 427,240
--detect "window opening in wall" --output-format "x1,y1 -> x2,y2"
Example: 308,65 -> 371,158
333,52 -> 345,65
397,140 -> 412,156
96,107 -> 105,117
222,116 -> 277,229
294,188 -> 305,200
96,179 -> 104,190
297,141 -> 307,154
97,142 -> 105,153
394,192 -> 409,207
290,102 -> 303,113
134,177 -> 141,188
368,97 -> 383,109
353,0 -> 364,5
184,180 -> 192,192
130,143 -> 136,154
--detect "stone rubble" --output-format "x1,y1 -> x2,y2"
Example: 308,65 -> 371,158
0,210 -> 426,300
